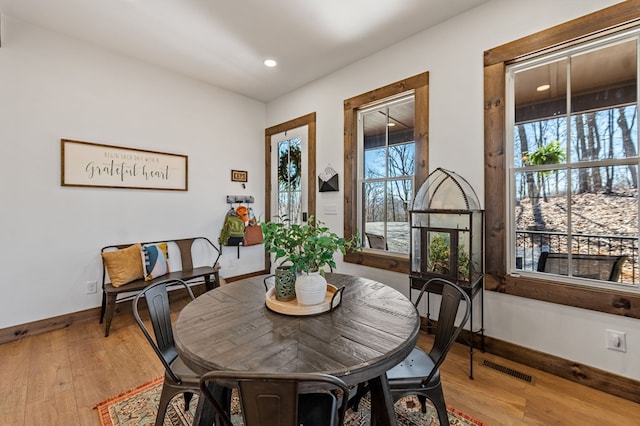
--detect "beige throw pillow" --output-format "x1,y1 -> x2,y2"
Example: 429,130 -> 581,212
101,243 -> 144,287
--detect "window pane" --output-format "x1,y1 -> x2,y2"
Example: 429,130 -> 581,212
277,191 -> 302,223
570,106 -> 638,162
363,106 -> 387,148
363,181 -> 385,228
516,118 -> 567,168
364,147 -> 385,179
277,138 -> 302,223
360,94 -> 415,255
386,179 -> 412,254
570,40 -> 638,162
388,99 -> 415,177
571,165 -> 638,284
514,59 -> 568,123
388,142 -> 415,177
514,169 -> 569,271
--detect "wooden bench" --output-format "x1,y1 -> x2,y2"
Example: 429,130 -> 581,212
537,252 -> 627,282
100,237 -> 221,337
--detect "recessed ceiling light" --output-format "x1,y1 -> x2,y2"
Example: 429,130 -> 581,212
387,122 -> 396,127
264,59 -> 277,68
537,84 -> 551,92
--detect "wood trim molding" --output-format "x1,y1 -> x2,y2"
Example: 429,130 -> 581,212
484,0 -> 640,66
483,1 -> 640,318
0,282 -> 209,345
265,112 -> 317,223
500,275 -> 640,317
343,72 -> 429,273
223,270 -> 267,283
344,249 -> 410,273
420,315 -> 640,403
0,308 -> 100,345
484,61 -> 506,282
482,334 -> 640,404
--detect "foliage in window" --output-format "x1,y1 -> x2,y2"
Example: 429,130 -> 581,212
361,98 -> 415,254
344,71 -> 428,273
278,143 -> 302,190
509,34 -> 639,285
524,140 -> 566,167
277,138 -> 303,223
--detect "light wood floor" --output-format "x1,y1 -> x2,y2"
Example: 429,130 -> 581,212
1,290 -> 639,426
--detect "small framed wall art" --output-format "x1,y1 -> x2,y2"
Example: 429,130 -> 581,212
231,169 -> 248,182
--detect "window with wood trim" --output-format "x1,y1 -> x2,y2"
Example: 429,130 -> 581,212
507,29 -> 639,288
484,1 -> 640,318
344,72 -> 429,273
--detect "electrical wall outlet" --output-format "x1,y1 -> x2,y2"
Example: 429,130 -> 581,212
86,281 -> 97,294
606,329 -> 627,352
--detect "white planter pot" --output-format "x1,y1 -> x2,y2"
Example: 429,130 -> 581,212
295,271 -> 327,305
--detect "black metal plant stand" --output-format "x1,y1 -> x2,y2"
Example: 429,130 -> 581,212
408,168 -> 485,380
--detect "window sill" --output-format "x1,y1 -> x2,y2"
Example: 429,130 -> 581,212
344,250 -> 409,274
486,273 -> 640,320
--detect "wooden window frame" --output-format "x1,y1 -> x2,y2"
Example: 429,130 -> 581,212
484,1 -> 640,319
344,72 -> 429,272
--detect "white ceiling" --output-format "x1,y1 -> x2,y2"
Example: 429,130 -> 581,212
0,0 -> 489,102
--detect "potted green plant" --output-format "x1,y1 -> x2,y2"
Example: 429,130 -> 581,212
427,233 -> 470,281
260,218 -> 299,301
261,216 -> 360,305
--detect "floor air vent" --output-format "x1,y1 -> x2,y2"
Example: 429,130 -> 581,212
481,359 -> 535,384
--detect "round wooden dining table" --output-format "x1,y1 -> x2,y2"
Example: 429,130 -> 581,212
174,272 -> 420,426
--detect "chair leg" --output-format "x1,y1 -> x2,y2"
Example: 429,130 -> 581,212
184,391 -> 193,411
348,383 -> 368,412
155,381 -> 174,426
418,395 -> 427,413
99,291 -> 107,323
424,385 -> 449,426
103,294 -> 117,337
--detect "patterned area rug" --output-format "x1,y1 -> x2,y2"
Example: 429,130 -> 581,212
95,377 -> 484,426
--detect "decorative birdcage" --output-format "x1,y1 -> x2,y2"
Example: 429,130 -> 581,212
410,168 -> 484,289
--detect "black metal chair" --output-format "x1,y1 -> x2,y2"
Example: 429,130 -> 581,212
537,252 -> 627,282
132,279 -> 199,426
199,371 -> 350,426
365,232 -> 388,250
350,277 -> 470,425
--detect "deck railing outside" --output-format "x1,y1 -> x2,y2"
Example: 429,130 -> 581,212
515,230 -> 638,284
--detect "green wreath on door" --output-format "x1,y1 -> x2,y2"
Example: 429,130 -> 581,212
278,145 -> 302,190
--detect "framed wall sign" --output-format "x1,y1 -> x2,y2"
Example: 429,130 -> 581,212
231,169 -> 248,182
61,139 -> 188,190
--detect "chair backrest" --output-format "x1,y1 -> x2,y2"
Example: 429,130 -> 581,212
413,278 -> 471,384
133,279 -> 195,383
537,252 -> 627,282
365,232 -> 388,250
199,371 -> 350,426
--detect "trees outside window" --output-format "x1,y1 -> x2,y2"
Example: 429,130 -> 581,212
507,31 -> 639,286
360,96 -> 415,253
343,72 -> 429,273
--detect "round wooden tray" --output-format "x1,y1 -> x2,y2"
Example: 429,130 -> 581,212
265,284 -> 345,316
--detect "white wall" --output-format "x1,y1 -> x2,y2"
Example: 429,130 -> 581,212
0,16 -> 267,329
266,0 -> 640,380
